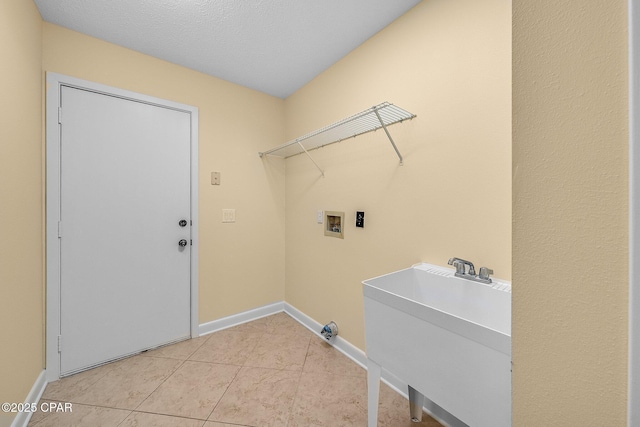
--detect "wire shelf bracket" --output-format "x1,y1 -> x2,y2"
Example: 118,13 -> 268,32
258,102 -> 416,176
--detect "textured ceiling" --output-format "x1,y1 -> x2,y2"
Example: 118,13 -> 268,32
34,0 -> 421,98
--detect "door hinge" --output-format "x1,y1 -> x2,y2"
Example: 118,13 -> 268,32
190,239 -> 192,246
57,335 -> 62,353
58,107 -> 62,124
58,221 -> 62,238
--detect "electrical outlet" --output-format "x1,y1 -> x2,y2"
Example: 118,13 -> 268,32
317,210 -> 324,224
356,211 -> 365,228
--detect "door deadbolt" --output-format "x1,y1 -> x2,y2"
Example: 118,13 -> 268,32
179,219 -> 188,227
178,239 -> 188,247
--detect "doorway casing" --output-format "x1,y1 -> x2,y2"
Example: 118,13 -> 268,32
45,72 -> 200,382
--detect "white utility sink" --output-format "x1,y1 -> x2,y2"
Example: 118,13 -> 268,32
363,263 -> 511,427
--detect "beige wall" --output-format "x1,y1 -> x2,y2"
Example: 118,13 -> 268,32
0,1 -> 44,426
512,1 -> 629,425
284,0 -> 511,350
42,24 -> 286,324
2,1 -> 633,424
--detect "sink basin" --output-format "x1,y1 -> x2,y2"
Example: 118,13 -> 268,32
363,263 -> 511,427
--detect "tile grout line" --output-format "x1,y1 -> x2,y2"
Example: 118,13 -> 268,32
41,360 -> 116,406
204,325 -> 267,424
131,357 -> 187,414
204,364 -> 243,424
284,333 -> 313,427
190,319 -> 271,424
206,316 -> 308,427
128,332 -> 214,418
120,408 -> 212,423
113,408 -> 134,427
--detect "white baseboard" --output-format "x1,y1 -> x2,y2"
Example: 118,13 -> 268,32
198,301 -> 285,336
10,370 -> 47,427
283,302 -> 369,368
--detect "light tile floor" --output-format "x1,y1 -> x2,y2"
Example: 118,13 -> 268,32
30,313 -> 443,427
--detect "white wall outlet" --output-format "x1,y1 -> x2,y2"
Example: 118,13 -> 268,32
222,209 -> 235,223
211,171 -> 221,185
317,210 -> 324,224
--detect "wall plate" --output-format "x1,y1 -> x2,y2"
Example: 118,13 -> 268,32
324,211 -> 344,239
222,209 -> 235,223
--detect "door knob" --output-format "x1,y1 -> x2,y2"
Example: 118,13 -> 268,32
178,219 -> 187,227
178,239 -> 188,247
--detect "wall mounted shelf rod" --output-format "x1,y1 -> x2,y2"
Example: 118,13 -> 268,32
296,140 -> 325,177
373,107 -> 403,165
258,102 -> 416,176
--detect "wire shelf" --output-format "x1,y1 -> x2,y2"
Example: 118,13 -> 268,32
259,102 -> 416,163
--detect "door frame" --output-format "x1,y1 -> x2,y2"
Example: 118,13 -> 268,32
45,73 -> 199,381
630,1 -> 639,424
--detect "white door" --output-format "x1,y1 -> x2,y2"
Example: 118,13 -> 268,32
59,86 -> 191,376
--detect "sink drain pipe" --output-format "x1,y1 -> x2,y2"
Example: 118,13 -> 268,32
320,321 -> 338,341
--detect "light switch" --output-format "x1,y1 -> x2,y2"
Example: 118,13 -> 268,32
317,210 -> 324,224
211,172 -> 221,185
222,209 -> 235,223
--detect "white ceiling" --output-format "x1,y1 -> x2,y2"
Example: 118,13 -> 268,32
34,0 -> 421,99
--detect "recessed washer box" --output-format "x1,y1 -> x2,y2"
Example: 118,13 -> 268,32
324,211 -> 344,239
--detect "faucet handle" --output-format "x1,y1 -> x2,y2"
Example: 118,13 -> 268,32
454,260 -> 466,275
479,267 -> 493,281
448,258 -> 467,275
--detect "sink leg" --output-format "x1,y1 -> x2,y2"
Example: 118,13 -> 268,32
408,386 -> 425,423
367,359 -> 381,427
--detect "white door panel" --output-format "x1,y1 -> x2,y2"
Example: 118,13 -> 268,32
59,87 -> 191,375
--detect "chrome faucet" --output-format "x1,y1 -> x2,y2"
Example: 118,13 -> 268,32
448,258 -> 493,284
